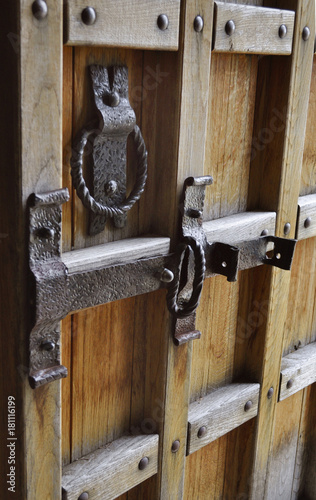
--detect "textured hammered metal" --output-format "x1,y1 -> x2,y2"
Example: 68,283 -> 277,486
70,65 -> 148,235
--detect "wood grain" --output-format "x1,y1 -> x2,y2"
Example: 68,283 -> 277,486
279,342 -> 316,401
296,194 -> 316,240
213,2 -> 294,55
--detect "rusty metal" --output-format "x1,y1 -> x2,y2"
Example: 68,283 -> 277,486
81,7 -> 96,25
244,400 -> 253,412
194,15 -> 204,33
267,387 -> 274,399
157,14 -> 169,30
304,216 -> 312,228
286,379 -> 294,389
32,0 -> 48,19
279,24 -> 287,38
171,440 -> 180,453
138,457 -> 149,470
197,426 -> 207,438
284,222 -> 291,235
225,20 -> 235,36
70,65 -> 147,235
302,26 -> 311,41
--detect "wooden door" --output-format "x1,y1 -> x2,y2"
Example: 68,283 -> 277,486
1,1 -> 316,499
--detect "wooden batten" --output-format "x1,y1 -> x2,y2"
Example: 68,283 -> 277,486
62,434 -> 159,500
213,2 -> 294,55
296,194 -> 316,240
64,0 -> 181,50
279,343 -> 316,401
187,383 -> 260,455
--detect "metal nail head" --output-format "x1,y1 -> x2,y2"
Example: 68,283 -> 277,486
244,400 -> 253,411
302,26 -> 310,41
138,457 -> 149,470
267,387 -> 274,399
194,15 -> 204,33
261,229 -> 269,236
304,217 -> 312,228
81,7 -> 96,26
160,268 -> 174,283
284,222 -> 291,235
279,24 -> 287,39
32,0 -> 48,20
286,379 -> 294,389
104,180 -> 118,196
225,20 -> 235,36
197,426 -> 207,438
171,440 -> 180,453
41,340 -> 56,352
157,14 -> 169,31
78,493 -> 89,500
36,227 -> 55,240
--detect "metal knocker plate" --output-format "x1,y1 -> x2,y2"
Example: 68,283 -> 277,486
70,65 -> 148,235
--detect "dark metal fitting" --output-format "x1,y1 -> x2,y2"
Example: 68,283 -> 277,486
160,268 -> 175,283
267,387 -> 274,399
78,493 -> 89,500
225,20 -> 235,36
157,14 -> 169,31
286,379 -> 294,389
244,400 -> 253,412
279,24 -> 287,39
304,216 -> 312,228
197,426 -> 207,438
104,91 -> 120,108
261,229 -> 269,236
187,208 -> 203,218
194,15 -> 204,33
302,26 -> 310,41
32,0 -> 48,20
138,456 -> 149,470
284,222 -> 291,235
81,7 -> 96,26
35,226 -> 55,240
41,340 -> 56,352
104,180 -> 118,196
171,440 -> 180,453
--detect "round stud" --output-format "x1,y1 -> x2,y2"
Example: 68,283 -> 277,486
36,227 -> 55,240
171,440 -> 180,453
81,7 -> 96,26
304,217 -> 312,228
138,457 -> 149,470
41,340 -> 56,352
302,26 -> 310,41
194,15 -> 204,33
284,222 -> 291,235
109,91 -> 120,108
188,208 -> 202,218
244,400 -> 253,412
104,180 -> 118,196
157,14 -> 169,31
267,387 -> 274,399
286,379 -> 294,389
261,229 -> 269,236
279,24 -> 287,39
160,268 -> 175,283
32,0 -> 48,20
225,20 -> 235,36
197,426 -> 207,438
78,493 -> 89,500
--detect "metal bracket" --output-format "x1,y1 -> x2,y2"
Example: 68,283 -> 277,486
70,65 -> 148,235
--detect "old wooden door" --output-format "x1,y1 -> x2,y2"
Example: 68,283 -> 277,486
1,0 -> 316,499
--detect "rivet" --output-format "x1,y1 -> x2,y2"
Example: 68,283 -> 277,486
197,426 -> 207,438
279,24 -> 287,39
284,222 -> 291,235
104,180 -> 118,196
194,15 -> 204,33
188,208 -> 202,218
81,7 -> 96,26
108,91 -> 120,108
171,440 -> 180,453
225,20 -> 235,36
286,379 -> 294,389
160,268 -> 174,283
32,0 -> 48,20
261,229 -> 269,236
138,457 -> 149,470
41,340 -> 56,352
157,14 -> 169,31
244,400 -> 253,412
304,217 -> 312,228
302,26 -> 310,41
36,227 -> 55,240
78,493 -> 89,500
267,387 -> 274,399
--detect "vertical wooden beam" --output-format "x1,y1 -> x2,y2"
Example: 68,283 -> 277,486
158,0 -> 214,497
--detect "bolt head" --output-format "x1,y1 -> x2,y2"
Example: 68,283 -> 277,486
267,387 -> 274,399
302,26 -> 310,41
244,400 -> 253,412
171,440 -> 180,453
279,24 -> 287,39
261,229 -> 269,236
194,15 -> 204,33
304,217 -> 312,228
225,20 -> 235,36
286,378 -> 294,389
284,222 -> 291,235
160,268 -> 174,283
36,226 -> 55,240
157,14 -> 169,31
41,341 -> 56,352
138,457 -> 149,470
197,426 -> 207,438
81,7 -> 96,26
32,0 -> 48,20
78,493 -> 89,500
104,180 -> 118,196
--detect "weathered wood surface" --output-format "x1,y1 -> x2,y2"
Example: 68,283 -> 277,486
187,383 -> 260,455
62,434 -> 159,500
296,194 -> 316,240
279,342 -> 316,401
213,2 -> 294,55
65,0 -> 181,50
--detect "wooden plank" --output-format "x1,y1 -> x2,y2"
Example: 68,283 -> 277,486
65,0 -> 180,50
62,434 -> 158,500
187,383 -> 260,455
213,2 -> 294,55
62,236 -> 170,273
279,343 -> 316,401
203,211 -> 276,245
296,194 -> 316,240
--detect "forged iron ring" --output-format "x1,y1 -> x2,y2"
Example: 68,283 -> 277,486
167,237 -> 206,319
70,123 -> 148,218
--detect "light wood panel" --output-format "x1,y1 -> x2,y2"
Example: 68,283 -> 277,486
279,342 -> 316,401
296,194 -> 316,240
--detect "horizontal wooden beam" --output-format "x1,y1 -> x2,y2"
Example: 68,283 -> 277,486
62,434 -> 159,500
296,194 -> 316,240
64,0 -> 180,50
62,236 -> 170,274
279,342 -> 316,401
213,2 -> 294,55
187,383 -> 260,455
